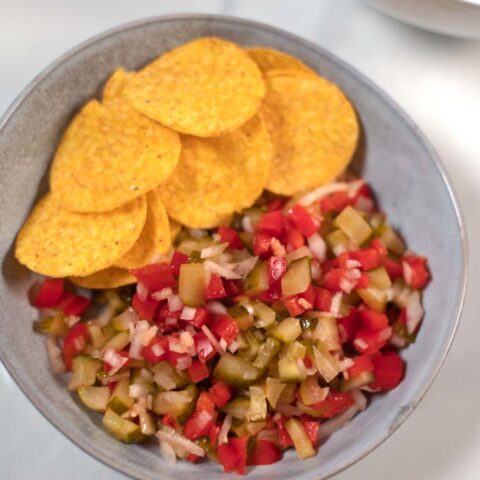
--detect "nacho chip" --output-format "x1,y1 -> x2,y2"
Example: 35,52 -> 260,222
102,68 -> 134,103
114,189 -> 171,269
50,99 -> 181,212
15,194 -> 146,277
124,37 -> 265,137
169,219 -> 181,242
70,267 -> 136,289
247,47 -> 316,76
159,115 -> 272,228
261,72 -> 359,195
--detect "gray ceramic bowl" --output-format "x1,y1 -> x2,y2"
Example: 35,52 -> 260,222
0,14 -> 467,480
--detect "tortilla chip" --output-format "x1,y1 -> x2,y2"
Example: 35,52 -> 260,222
261,72 -> 359,195
159,115 -> 272,228
15,194 -> 146,277
102,68 -> 134,103
114,189 -> 171,269
124,37 -> 265,137
247,47 -> 316,76
50,99 -> 181,212
70,267 -> 136,289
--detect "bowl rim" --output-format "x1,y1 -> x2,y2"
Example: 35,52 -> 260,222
0,13 -> 468,480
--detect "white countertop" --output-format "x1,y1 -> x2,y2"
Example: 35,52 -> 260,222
1,1 -> 480,479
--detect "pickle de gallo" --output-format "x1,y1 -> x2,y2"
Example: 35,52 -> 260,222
31,179 -> 429,474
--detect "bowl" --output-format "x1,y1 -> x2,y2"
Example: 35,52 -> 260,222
365,0 -> 480,39
0,14 -> 467,480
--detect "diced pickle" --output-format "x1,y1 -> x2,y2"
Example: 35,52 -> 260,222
152,384 -> 198,423
281,257 -> 311,296
245,386 -> 267,422
179,263 -> 205,307
271,317 -> 302,343
39,314 -> 68,337
104,330 -> 130,351
265,377 -> 286,408
214,353 -> 263,387
334,206 -> 372,245
311,344 -> 340,383
326,229 -> 350,256
367,266 -> 392,290
285,418 -> 315,459
68,355 -> 103,390
239,329 -> 263,361
312,315 -> 340,351
357,287 -> 387,312
78,386 -> 110,412
377,224 -> 405,255
139,411 -> 157,436
228,305 -> 254,330
103,409 -> 144,443
151,362 -> 189,389
87,323 -> 107,349
244,261 -> 269,295
252,301 -> 276,328
253,337 -> 281,369
222,396 -> 251,420
277,382 -> 296,404
286,341 -> 307,360
108,378 -> 134,415
278,355 -> 307,382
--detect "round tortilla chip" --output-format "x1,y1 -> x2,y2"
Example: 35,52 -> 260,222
15,194 -> 146,277
70,267 -> 136,289
114,189 -> 171,269
261,72 -> 359,195
124,37 -> 265,137
246,47 -> 316,76
102,68 -> 134,103
50,99 -> 181,212
159,115 -> 272,228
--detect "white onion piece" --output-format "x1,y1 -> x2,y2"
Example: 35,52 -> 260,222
159,439 -> 177,464
311,260 -> 322,281
204,260 -> 241,280
129,383 -> 149,399
298,183 -> 349,206
142,326 -> 158,347
351,389 -> 367,411
285,246 -> 312,264
355,195 -> 375,212
168,295 -> 183,312
271,237 -> 286,257
137,282 -> 149,302
176,355 -> 192,371
339,358 -> 354,371
129,320 -> 150,359
242,216 -> 253,233
345,259 -> 361,269
66,315 -> 81,328
189,229 -> 207,239
219,338 -> 228,352
180,306 -> 197,321
333,244 -> 347,257
308,233 -> 327,262
152,287 -> 173,301
201,326 -> 225,355
103,348 -> 129,375
115,307 -> 138,329
156,430 -> 205,457
168,337 -> 184,353
318,405 -> 359,442
330,292 -> 343,316
205,301 -> 228,315
45,336 -> 65,374
161,391 -> 192,403
154,372 -> 176,391
233,256 -> 258,276
390,334 -> 407,348
406,291 -> 424,334
219,414 -> 232,445
201,243 -> 228,259
402,260 -> 413,287
228,340 -> 239,354
347,179 -> 365,198
151,343 -> 165,357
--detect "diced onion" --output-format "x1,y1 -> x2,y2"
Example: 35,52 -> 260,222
297,298 -> 312,310
129,383 -> 149,399
154,372 -> 176,391
352,389 -> 367,411
156,430 -> 205,457
353,338 -> 368,351
333,244 -> 347,257
308,233 -> 327,262
345,259 -> 361,269
270,237 -> 286,257
168,337 -> 184,353
311,260 -> 322,281
390,334 -> 407,348
151,343 -> 165,357
142,326 -> 158,347
340,278 -> 355,294
204,260 -> 242,280
161,391 -> 192,403
347,179 -> 365,198
406,290 -> 424,334
67,315 -> 81,328
219,414 -> 232,445
339,358 -> 354,371
100,372 -> 129,385
234,256 -> 258,276
318,405 -> 359,441
176,355 -> 192,371
180,306 -> 197,321
206,301 -> 227,315
45,335 -> 65,374
129,320 -> 150,359
102,347 -> 129,375
159,439 -> 177,464
330,292 -> 343,316
228,340 -> 239,354
201,243 -> 228,259
242,216 -> 253,233
219,338 -> 228,352
402,260 -> 413,286
189,229 -> 207,239
137,281 -> 149,302
168,295 -> 183,312
201,325 -> 225,354
298,182 -> 349,206
152,287 -> 173,301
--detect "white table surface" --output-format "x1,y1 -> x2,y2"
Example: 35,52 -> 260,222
1,1 -> 480,479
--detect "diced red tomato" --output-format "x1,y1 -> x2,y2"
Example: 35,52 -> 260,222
170,250 -> 188,276
320,191 -> 351,213
257,280 -> 282,303
165,350 -> 190,370
209,423 -> 220,448
223,279 -> 243,297
315,287 -> 333,311
267,256 -> 287,284
218,436 -> 248,475
156,303 -> 182,325
186,453 -> 201,463
132,293 -> 158,321
196,391 -> 216,414
287,204 -> 320,237
32,278 -> 64,308
256,210 -> 284,237
189,306 -> 210,329
194,331 -> 217,362
266,198 -> 287,211
218,225 -> 244,250
353,327 -> 392,354
274,416 -> 293,448
205,274 -> 227,300
310,391 -> 355,418
57,292 -> 91,317
183,409 -> 215,440
349,248 -> 380,271
142,336 -> 168,363
253,233 -> 273,257
63,323 -> 89,370
358,308 -> 389,332
322,268 -> 348,293
370,238 -> 387,258
161,414 -> 178,429
402,255 -> 430,289
370,352 -> 405,390
284,225 -> 305,250
348,354 -> 374,377
188,359 -> 209,383
356,273 -> 369,289
383,257 -> 403,280
338,307 -> 359,343
283,285 -> 315,316
209,314 -> 239,345
248,440 -> 282,466
300,416 -> 320,447
129,262 -> 176,292
209,382 -> 232,407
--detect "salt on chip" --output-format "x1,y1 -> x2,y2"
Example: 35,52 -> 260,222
247,47 -> 316,76
159,115 -> 272,228
70,267 -> 136,289
114,189 -> 171,269
261,72 -> 359,195
124,37 -> 265,137
102,68 -> 134,103
15,194 -> 146,277
50,99 -> 181,212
